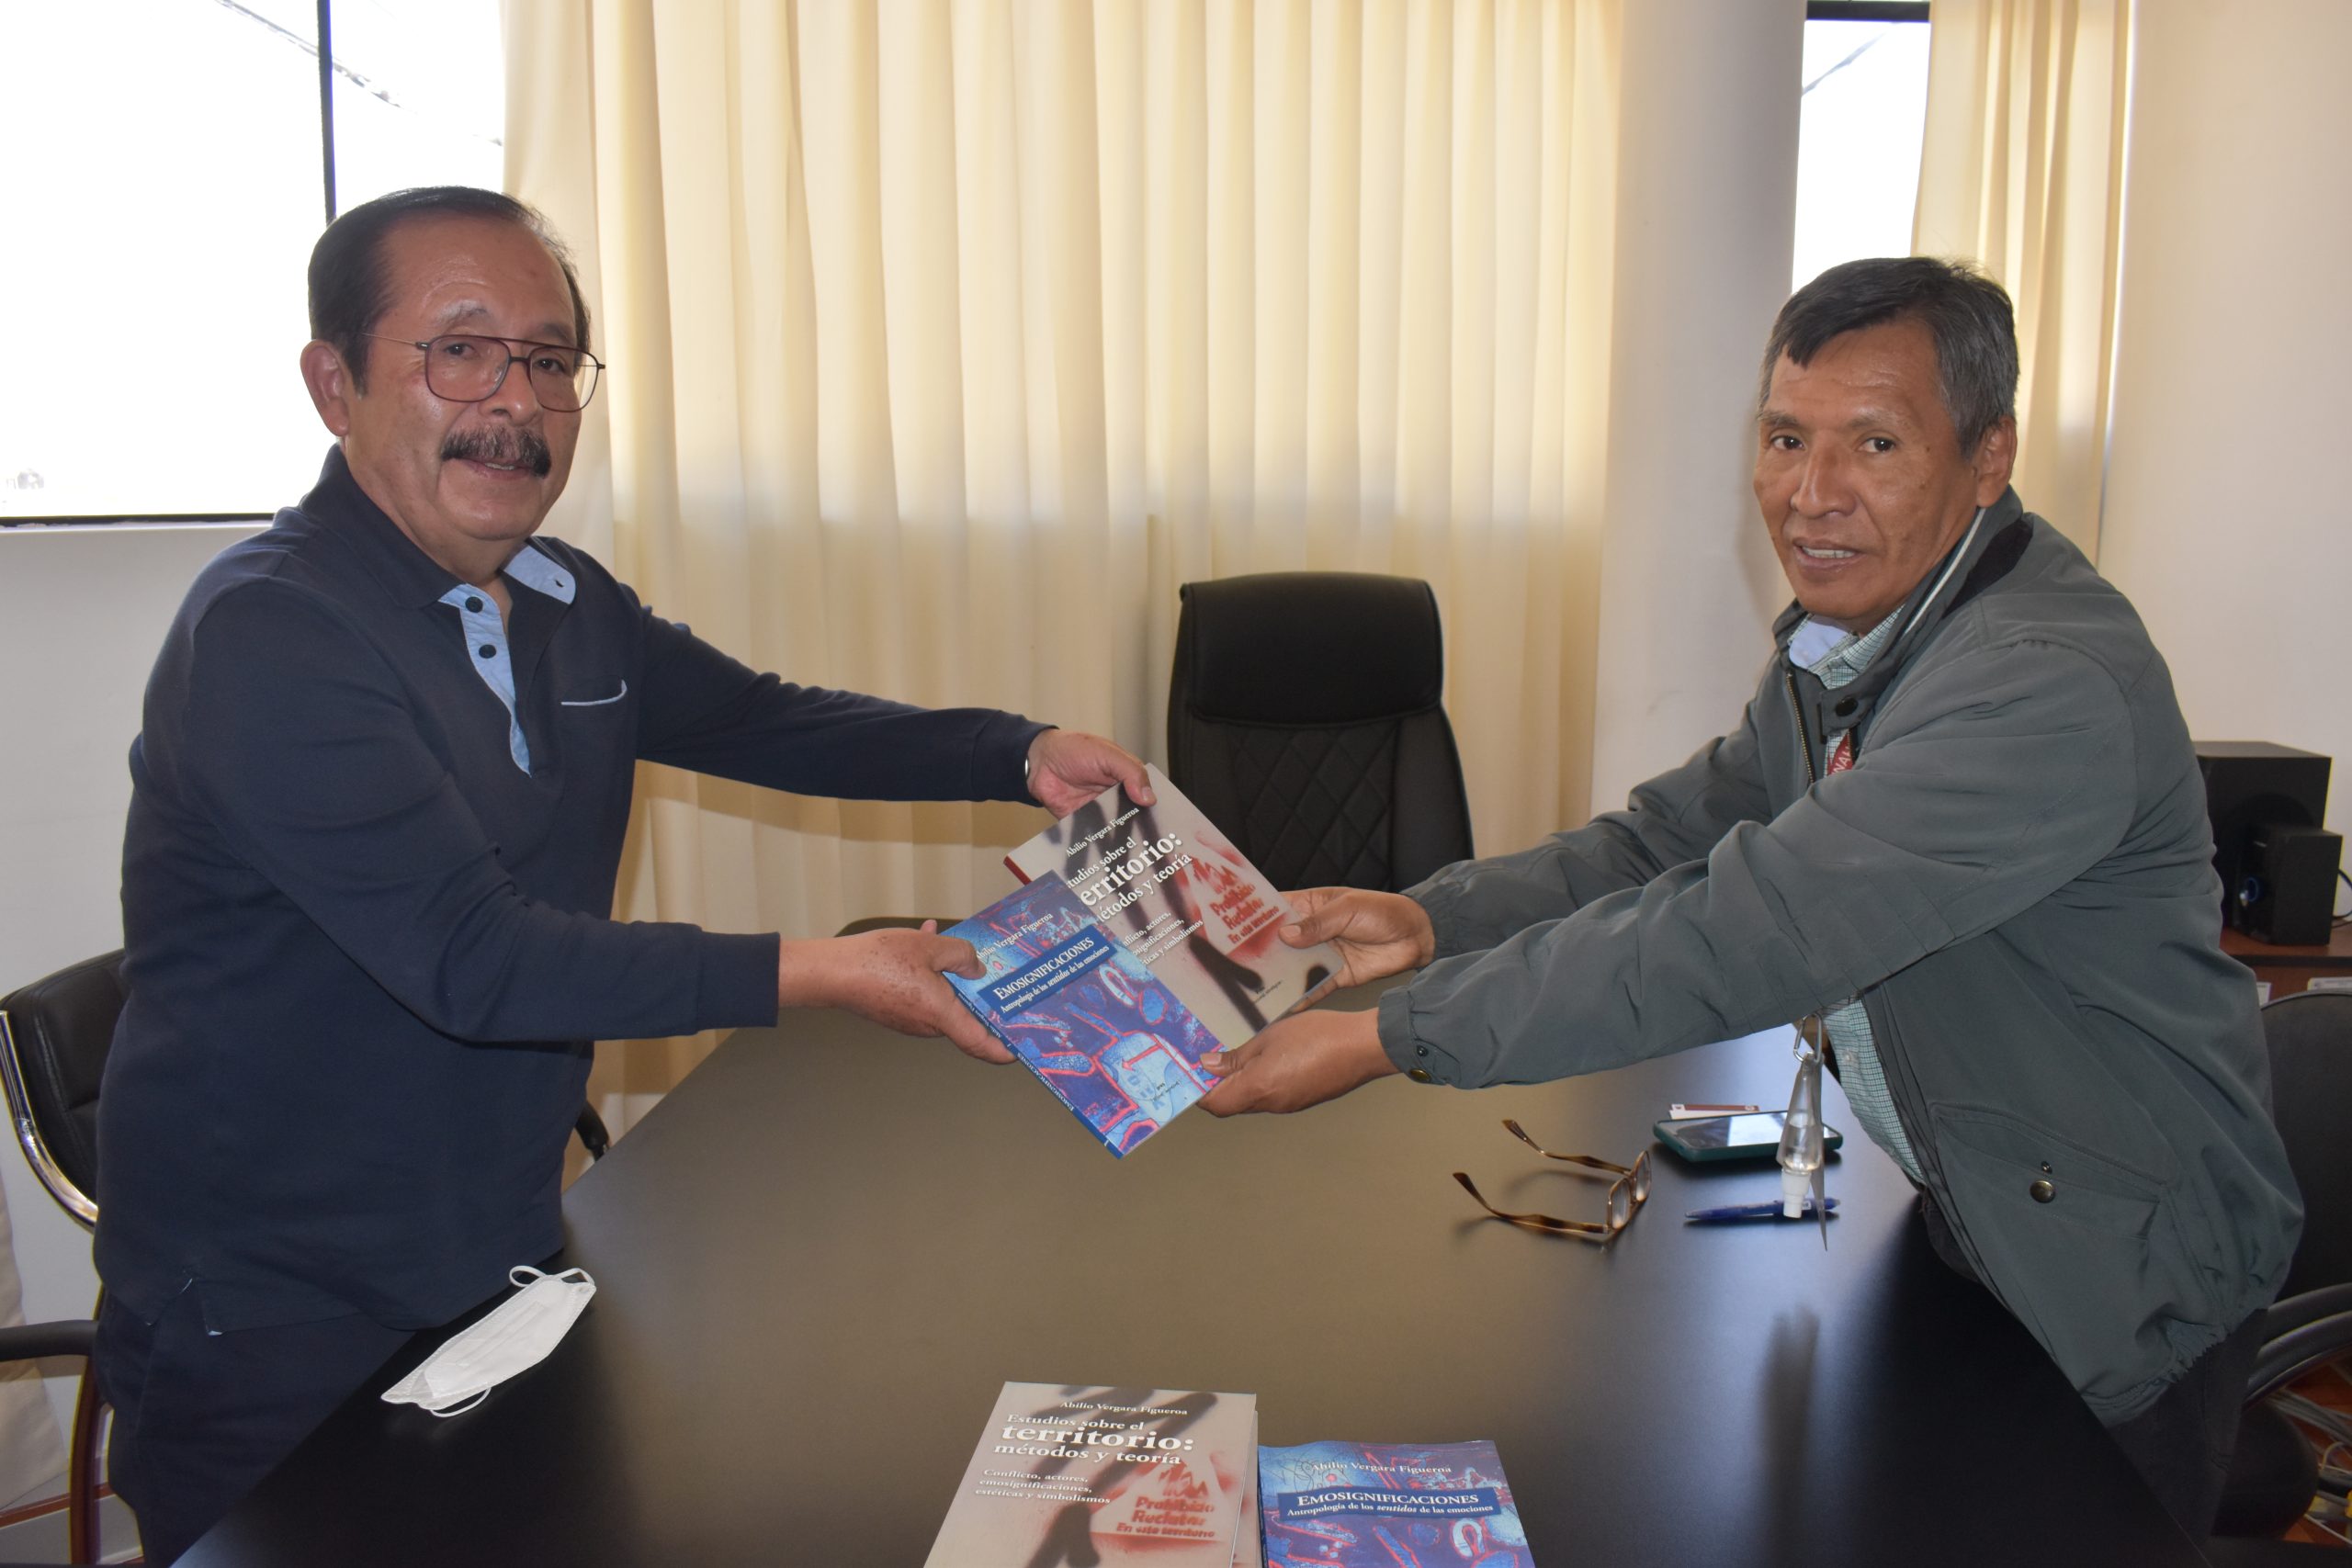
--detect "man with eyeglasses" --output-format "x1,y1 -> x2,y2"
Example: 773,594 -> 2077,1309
1200,258 -> 2301,1537
94,185 -> 1145,1563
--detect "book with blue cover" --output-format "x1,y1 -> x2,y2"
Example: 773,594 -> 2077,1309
1257,1439 -> 1532,1567
944,874 -> 1225,1157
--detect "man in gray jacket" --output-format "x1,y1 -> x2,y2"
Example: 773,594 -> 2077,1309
1199,256 -> 2301,1533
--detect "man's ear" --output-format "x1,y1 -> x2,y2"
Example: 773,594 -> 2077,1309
300,339 -> 357,437
1971,414 -> 2018,506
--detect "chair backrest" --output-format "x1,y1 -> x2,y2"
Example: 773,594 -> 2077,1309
1169,572 -> 1474,892
2261,988 -> 2352,1301
0,949 -> 122,1230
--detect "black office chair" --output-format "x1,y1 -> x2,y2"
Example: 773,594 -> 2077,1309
1168,572 -> 1474,892
0,951 -> 119,1562
0,1317 -> 100,1557
0,950 -> 616,1562
2213,989 -> 2352,1540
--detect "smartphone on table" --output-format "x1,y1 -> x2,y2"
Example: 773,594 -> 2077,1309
1654,1110 -> 1843,1163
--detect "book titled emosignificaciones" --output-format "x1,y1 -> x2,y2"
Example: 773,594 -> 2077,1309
944,874 -> 1219,1156
944,766 -> 1340,1156
1257,1439 -> 1532,1567
924,1381 -> 1262,1568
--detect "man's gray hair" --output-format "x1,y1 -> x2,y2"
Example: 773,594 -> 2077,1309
1759,257 -> 2019,455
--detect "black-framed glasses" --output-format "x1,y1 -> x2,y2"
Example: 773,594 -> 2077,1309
1453,1119 -> 1653,1242
367,333 -> 605,412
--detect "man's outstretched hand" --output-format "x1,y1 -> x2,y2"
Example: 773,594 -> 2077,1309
1026,729 -> 1152,818
1280,886 -> 1437,989
777,922 -> 1010,1064
1198,1007 -> 1399,1115
1198,887 -> 1433,1112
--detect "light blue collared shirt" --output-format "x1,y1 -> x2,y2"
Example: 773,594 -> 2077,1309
1789,607 -> 1923,1184
438,543 -> 579,773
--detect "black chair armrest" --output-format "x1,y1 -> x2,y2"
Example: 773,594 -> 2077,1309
574,1103 -> 612,1163
2249,1288 -> 2352,1403
0,1319 -> 96,1363
2261,1280 -> 2352,1343
834,916 -> 957,936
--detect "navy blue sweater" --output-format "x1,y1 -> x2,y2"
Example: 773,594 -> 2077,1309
98,448 -> 1045,1332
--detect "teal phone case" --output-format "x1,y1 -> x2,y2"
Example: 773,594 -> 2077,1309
1653,1113 -> 1844,1163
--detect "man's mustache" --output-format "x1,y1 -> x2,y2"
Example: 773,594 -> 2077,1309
441,428 -> 554,477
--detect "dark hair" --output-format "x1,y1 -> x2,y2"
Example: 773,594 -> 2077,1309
307,186 -> 592,391
1759,257 -> 2018,455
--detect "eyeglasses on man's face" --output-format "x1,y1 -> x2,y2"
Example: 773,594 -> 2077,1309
1453,1118 -> 1652,1242
367,333 -> 605,412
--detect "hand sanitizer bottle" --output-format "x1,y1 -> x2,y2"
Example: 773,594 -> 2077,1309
1778,1018 -> 1828,1243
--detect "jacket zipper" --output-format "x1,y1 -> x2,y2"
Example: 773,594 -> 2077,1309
1862,989 -> 1998,1283
1784,671 -> 1819,787
1789,669 -> 1987,1276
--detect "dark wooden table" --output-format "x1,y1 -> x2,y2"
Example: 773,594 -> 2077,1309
2225,923 -> 2352,999
182,989 -> 2206,1566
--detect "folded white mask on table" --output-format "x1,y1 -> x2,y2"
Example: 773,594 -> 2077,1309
380,1266 -> 596,1417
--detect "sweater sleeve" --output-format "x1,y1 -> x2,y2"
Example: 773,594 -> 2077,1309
632,607 -> 1047,803
1379,637 -> 2137,1087
178,579 -> 780,1043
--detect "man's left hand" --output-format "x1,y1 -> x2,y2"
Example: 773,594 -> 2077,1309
1026,729 -> 1152,817
1198,1008 -> 1400,1116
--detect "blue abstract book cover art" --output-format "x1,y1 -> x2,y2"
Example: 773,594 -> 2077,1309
1258,1440 -> 1532,1567
946,874 -> 1221,1157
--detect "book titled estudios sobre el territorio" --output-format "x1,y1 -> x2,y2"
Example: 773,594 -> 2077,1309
924,1382 -> 1261,1568
943,766 -> 1340,1156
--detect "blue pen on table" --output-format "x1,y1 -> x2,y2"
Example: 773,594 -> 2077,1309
1685,1198 -> 1838,1222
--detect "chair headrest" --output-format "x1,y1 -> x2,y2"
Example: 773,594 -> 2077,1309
0,952 -> 125,1053
1176,572 -> 1445,725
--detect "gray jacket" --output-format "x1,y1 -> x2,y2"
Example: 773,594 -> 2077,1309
1377,491 -> 2301,1422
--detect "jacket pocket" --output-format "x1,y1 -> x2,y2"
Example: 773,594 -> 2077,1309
1928,1104 -> 2218,1413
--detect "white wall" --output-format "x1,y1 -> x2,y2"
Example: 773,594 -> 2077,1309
1588,0 -> 1804,809
0,523 -> 261,1451
2099,0 -> 2352,832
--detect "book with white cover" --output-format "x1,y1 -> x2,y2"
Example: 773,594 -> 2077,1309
925,1381 -> 1261,1567
1004,764 -> 1340,1051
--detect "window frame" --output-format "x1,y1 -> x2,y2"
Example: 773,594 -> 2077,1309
8,1 -> 363,529
1804,2 -> 1930,21
10,2 -> 1928,529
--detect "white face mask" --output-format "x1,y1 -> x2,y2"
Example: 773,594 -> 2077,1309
380,1266 -> 597,1417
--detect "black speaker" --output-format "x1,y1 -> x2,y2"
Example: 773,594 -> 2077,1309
2194,741 -> 2332,936
2244,823 -> 2343,946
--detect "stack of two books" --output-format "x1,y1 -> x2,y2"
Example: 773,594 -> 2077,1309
922,776 -> 1532,1562
925,1382 -> 1533,1567
944,764 -> 1341,1157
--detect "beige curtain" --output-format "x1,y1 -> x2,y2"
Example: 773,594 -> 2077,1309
1912,0 -> 2132,557
503,0 -> 1802,1123
0,1190 -> 64,1509
2097,0 -> 2352,828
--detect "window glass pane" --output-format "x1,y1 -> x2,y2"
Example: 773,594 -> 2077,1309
1792,19 -> 1932,291
0,1 -> 326,517
328,0 -> 504,214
